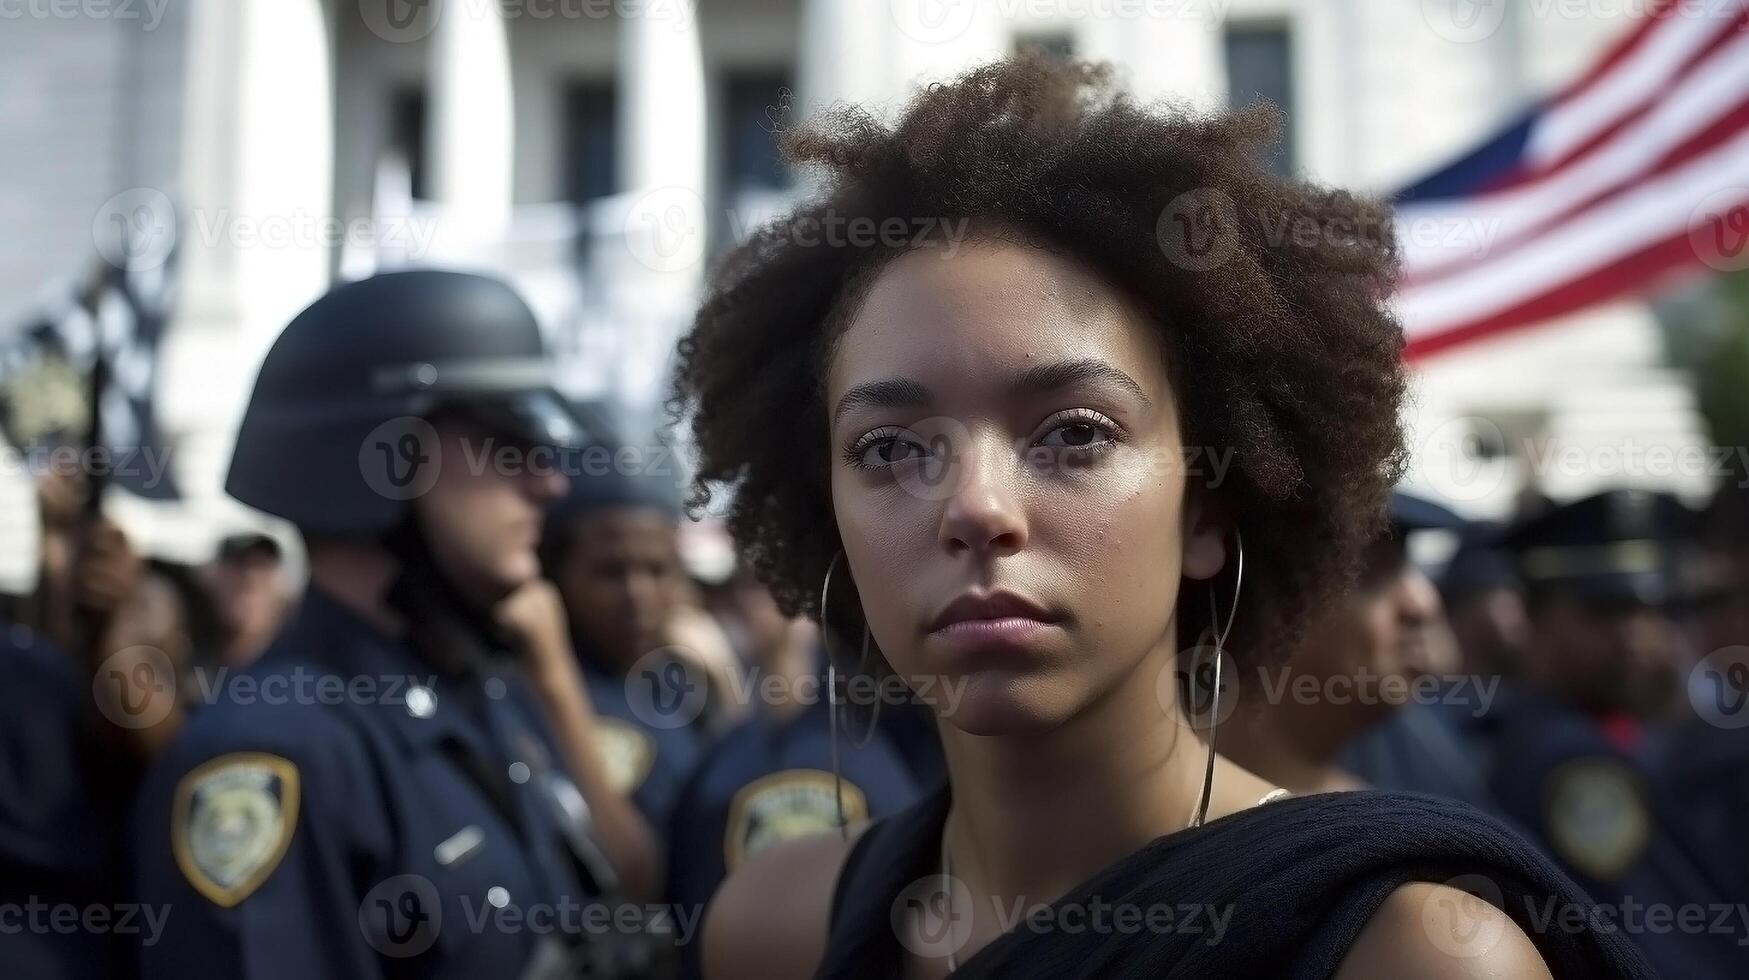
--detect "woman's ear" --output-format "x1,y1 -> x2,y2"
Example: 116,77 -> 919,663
1181,491 -> 1230,582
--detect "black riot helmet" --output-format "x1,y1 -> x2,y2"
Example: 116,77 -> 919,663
226,270 -> 589,535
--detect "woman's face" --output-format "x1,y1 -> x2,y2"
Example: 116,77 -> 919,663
827,239 -> 1227,736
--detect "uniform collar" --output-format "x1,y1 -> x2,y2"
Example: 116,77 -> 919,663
281,587 -> 505,753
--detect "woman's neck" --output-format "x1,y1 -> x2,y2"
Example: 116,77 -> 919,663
935,640 -> 1273,912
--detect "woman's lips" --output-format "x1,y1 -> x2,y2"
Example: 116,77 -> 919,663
931,615 -> 1062,652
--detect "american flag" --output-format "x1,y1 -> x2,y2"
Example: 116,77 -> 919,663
1393,0 -> 1749,359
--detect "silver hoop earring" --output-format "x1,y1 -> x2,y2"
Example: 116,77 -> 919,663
821,549 -> 882,837
1190,527 -> 1244,829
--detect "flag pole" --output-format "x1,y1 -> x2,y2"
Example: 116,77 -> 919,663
77,256 -> 117,520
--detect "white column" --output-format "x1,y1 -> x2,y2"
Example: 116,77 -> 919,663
1295,0 -> 1355,185
615,0 -> 708,277
887,0 -> 1007,97
797,0 -> 895,120
161,0 -> 332,533
1104,5 -> 1225,109
176,0 -> 333,343
427,0 -> 515,243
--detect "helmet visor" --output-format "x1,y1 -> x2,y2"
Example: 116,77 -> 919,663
461,389 -> 593,451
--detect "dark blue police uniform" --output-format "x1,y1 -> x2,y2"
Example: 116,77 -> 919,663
578,655 -> 703,841
1,621 -> 135,979
1663,720 -> 1749,901
1488,689 -> 1747,977
1340,696 -> 1497,809
131,590 -> 602,979
663,690 -> 921,978
1487,490 -> 1749,977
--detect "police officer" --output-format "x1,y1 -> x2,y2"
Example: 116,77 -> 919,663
1488,488 -> 1742,978
1,465 -> 164,979
540,430 -> 709,842
662,634 -> 921,980
1437,521 -> 1530,681
1,620 -> 139,979
1335,491 -> 1502,808
1225,490 -> 1467,796
1662,487 -> 1749,917
131,271 -> 659,979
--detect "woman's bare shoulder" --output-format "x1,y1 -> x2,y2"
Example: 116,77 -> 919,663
701,829 -> 863,980
1334,881 -> 1553,980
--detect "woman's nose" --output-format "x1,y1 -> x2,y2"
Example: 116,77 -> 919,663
936,434 -> 1028,558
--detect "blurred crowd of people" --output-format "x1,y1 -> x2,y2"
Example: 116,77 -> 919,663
0,270 -> 938,980
2,272 -> 1746,979
1224,483 -> 1749,977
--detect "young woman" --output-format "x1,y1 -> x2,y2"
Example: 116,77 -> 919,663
670,56 -> 1649,979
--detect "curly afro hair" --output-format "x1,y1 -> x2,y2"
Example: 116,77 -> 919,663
670,54 -> 1407,664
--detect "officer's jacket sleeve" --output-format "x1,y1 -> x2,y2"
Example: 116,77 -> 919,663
131,701 -> 390,979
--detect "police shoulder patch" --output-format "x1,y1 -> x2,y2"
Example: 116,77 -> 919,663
596,717 -> 655,794
171,752 -> 300,907
724,769 -> 866,871
1542,756 -> 1650,883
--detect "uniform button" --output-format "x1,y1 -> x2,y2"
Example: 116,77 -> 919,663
507,761 -> 530,784
406,685 -> 436,719
484,677 -> 507,700
487,886 -> 510,908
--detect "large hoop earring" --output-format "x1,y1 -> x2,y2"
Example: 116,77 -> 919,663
1190,528 -> 1244,829
821,549 -> 882,837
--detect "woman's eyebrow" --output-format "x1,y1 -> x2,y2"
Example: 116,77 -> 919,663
833,377 -> 933,425
834,359 -> 1150,425
1013,358 -> 1150,406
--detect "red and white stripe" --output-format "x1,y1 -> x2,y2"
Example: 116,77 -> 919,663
1396,0 -> 1749,359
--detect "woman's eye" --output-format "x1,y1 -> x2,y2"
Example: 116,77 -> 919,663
1038,414 -> 1119,451
1043,422 -> 1104,448
850,434 -> 930,469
